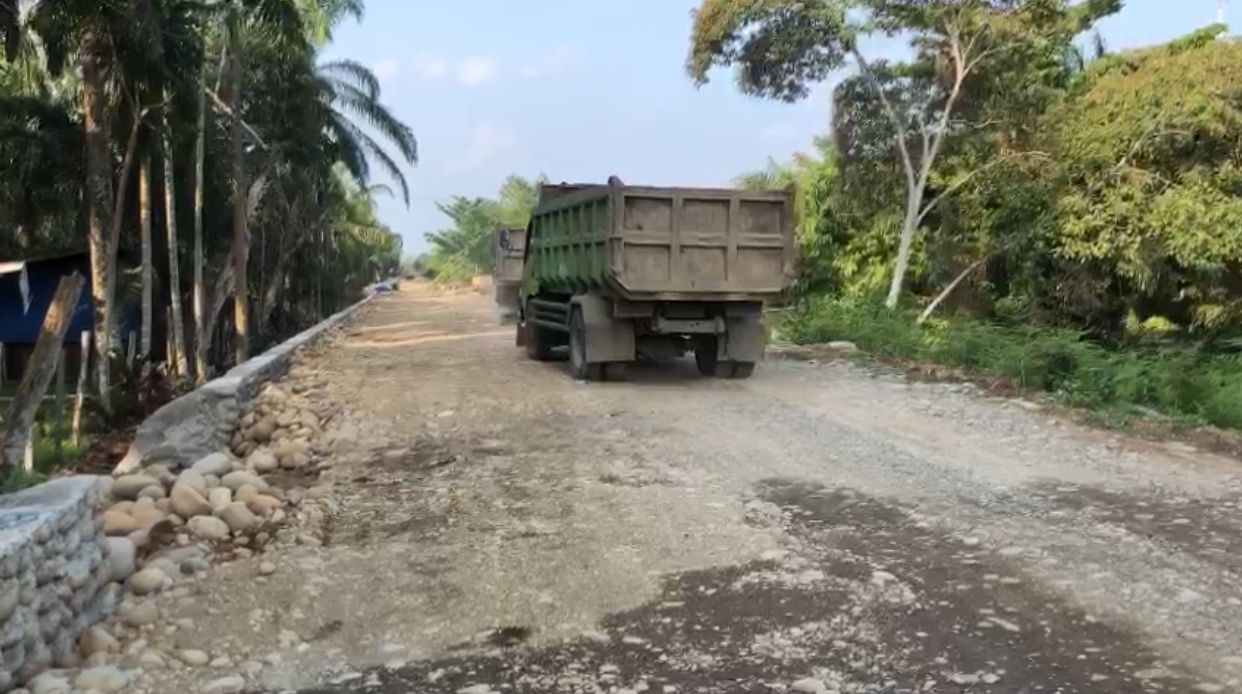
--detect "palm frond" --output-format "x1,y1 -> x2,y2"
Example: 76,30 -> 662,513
319,58 -> 377,99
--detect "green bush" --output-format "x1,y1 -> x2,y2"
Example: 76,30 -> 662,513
785,296 -> 1242,429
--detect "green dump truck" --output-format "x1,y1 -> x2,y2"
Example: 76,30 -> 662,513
494,228 -> 526,323
517,177 -> 795,380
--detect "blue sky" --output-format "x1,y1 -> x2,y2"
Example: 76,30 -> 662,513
322,0 -> 1232,255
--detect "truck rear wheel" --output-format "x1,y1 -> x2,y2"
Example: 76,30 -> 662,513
570,308 -> 604,381
522,321 -> 557,361
727,361 -> 756,379
695,338 -> 721,376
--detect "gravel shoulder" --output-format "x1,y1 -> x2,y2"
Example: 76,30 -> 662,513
134,283 -> 1242,694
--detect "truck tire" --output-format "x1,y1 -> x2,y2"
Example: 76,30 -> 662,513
695,337 -> 721,376
727,361 -> 756,379
522,321 -> 557,362
570,308 -> 604,381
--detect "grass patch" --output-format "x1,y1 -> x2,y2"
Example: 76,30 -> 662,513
0,418 -> 86,493
783,296 -> 1242,430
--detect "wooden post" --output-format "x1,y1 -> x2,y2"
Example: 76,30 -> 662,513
0,272 -> 85,483
23,429 -> 34,473
72,331 -> 91,447
127,331 -> 137,369
0,341 -> 6,386
53,349 -> 65,459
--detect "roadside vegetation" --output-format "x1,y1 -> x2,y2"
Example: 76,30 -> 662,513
0,0 -> 409,485
692,1 -> 1242,430
415,174 -> 544,284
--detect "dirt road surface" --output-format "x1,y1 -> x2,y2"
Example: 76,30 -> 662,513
150,284 -> 1242,694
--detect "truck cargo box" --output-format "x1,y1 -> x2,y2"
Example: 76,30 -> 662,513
524,177 -> 795,301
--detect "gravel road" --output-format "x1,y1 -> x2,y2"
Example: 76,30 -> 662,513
222,283 -> 1242,694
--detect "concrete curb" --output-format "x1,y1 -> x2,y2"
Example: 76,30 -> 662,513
114,291 -> 383,475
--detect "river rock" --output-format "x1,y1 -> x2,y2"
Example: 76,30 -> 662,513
75,665 -> 129,692
218,502 -> 259,533
104,537 -> 137,582
247,449 -> 279,473
250,416 -> 277,443
221,471 -> 268,492
171,485 -> 212,519
137,484 -> 167,501
235,484 -> 260,504
129,567 -> 167,595
202,675 -> 247,693
188,516 -> 230,541
175,469 -> 209,496
191,452 -> 235,477
130,505 -> 165,528
118,599 -> 160,627
102,510 -> 139,536
179,649 -> 210,666
79,626 -> 118,657
246,494 -> 282,515
29,671 -> 71,694
209,487 -> 233,512
112,474 -> 159,500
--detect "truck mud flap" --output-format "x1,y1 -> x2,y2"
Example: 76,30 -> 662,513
571,294 -> 635,363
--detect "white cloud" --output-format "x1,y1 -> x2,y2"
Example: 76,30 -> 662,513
456,123 -> 516,171
519,44 -> 585,79
412,54 -> 448,80
457,57 -> 498,87
373,58 -> 399,83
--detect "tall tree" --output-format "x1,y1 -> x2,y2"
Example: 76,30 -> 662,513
688,0 -> 1121,309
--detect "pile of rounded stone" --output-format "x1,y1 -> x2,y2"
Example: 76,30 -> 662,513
8,384 -> 330,694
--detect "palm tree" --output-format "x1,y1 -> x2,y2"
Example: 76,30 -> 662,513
319,59 -> 417,204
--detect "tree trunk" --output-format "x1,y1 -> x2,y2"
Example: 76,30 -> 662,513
229,16 -> 250,364
162,110 -> 188,381
0,273 -> 85,484
885,186 -> 924,309
917,257 -> 987,325
193,62 -> 209,384
139,154 -> 153,371
80,26 -> 114,414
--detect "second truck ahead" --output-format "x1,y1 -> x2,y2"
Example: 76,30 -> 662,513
517,176 -> 795,380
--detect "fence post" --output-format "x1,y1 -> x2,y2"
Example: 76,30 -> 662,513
23,427 -> 34,473
53,349 -> 66,460
0,341 -> 6,386
72,332 -> 91,448
0,272 -> 86,483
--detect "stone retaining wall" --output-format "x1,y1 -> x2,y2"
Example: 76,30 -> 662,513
116,290 -> 379,475
0,477 -> 113,690
0,286 -> 384,691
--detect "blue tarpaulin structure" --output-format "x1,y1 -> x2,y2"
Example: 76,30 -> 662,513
0,253 -> 94,345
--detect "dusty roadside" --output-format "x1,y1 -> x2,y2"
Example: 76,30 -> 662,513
111,283 -> 1242,694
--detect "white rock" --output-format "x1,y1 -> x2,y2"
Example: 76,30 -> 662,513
259,561 -> 276,575
247,449 -> 279,473
180,649 -> 210,666
791,679 -> 827,694
175,469 -> 209,496
202,675 -> 247,693
247,494 -> 282,515
192,452 -> 235,477
119,599 -> 161,626
79,626 -> 119,657
171,484 -> 213,519
140,650 -> 166,668
188,515 -> 231,541
129,567 -> 167,595
104,537 -> 137,582
137,484 -> 167,500
102,510 -> 139,536
74,665 -> 129,692
222,470 -> 269,492
217,502 -> 259,533
29,671 -> 71,694
112,474 -> 160,500
209,487 -> 233,512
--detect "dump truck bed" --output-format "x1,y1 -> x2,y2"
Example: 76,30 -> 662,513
525,179 -> 795,301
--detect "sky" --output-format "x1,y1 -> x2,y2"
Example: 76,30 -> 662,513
321,0 -> 1233,256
